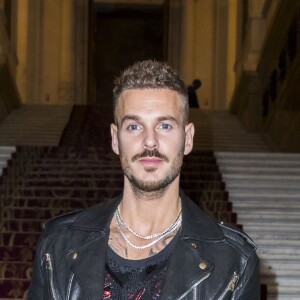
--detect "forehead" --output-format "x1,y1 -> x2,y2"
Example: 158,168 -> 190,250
116,88 -> 183,118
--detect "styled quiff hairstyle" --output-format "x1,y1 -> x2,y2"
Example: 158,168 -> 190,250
113,60 -> 188,123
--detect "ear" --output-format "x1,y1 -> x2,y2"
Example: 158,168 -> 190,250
110,123 -> 119,155
184,123 -> 195,155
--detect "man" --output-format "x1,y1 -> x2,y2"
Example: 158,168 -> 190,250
28,60 -> 260,299
187,79 -> 201,108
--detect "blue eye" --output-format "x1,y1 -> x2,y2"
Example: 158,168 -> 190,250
128,124 -> 140,131
160,123 -> 171,130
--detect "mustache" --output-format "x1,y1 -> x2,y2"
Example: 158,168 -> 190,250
132,149 -> 169,162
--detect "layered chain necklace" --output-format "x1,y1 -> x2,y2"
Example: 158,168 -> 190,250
114,201 -> 182,250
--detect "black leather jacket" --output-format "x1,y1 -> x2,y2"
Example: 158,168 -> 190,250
28,192 -> 260,300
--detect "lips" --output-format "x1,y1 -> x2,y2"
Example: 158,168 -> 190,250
138,157 -> 163,167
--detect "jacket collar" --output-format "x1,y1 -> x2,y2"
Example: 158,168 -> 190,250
179,190 -> 224,241
70,190 -> 224,241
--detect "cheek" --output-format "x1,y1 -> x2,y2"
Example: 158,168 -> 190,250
118,135 -> 140,155
161,133 -> 185,153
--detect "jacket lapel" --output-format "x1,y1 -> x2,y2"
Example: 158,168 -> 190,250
160,237 -> 213,300
65,231 -> 108,300
159,191 -> 224,300
64,196 -> 121,300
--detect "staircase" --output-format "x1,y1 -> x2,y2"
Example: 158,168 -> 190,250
1,106 -> 298,300
190,109 -> 269,152
216,152 -> 300,300
0,105 -> 72,146
0,107 -> 236,299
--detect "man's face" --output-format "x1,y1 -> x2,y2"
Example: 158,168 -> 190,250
111,88 -> 194,194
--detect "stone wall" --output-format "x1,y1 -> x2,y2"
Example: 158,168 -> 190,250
231,0 -> 300,152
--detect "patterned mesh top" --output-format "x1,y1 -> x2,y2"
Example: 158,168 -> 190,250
103,235 -> 178,299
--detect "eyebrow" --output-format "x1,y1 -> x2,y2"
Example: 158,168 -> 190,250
120,115 -> 179,126
120,115 -> 141,127
156,116 -> 179,125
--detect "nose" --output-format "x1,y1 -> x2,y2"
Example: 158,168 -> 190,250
143,128 -> 158,150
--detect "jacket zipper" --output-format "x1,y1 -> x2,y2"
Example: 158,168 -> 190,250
217,272 -> 239,300
45,253 -> 59,300
175,272 -> 211,300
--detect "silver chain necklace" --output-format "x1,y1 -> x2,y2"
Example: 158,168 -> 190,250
115,205 -> 182,240
114,205 -> 182,250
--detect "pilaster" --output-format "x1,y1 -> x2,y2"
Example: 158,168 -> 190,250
59,0 -> 75,104
179,0 -> 194,84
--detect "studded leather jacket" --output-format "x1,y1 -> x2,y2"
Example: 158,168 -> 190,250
28,191 -> 260,300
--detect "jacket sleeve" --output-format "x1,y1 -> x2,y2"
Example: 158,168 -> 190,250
234,252 -> 260,300
27,235 -> 46,300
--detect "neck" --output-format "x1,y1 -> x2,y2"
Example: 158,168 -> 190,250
120,177 -> 181,235
108,178 -> 181,260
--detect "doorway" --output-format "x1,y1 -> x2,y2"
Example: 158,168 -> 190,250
89,2 -> 167,107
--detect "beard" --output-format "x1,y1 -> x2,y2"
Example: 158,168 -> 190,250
120,146 -> 184,194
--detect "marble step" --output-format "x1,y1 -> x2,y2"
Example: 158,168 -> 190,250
244,223 -> 300,234
215,152 -> 300,160
217,159 -> 300,169
229,194 -> 300,203
261,268 -> 300,278
218,166 -> 300,175
262,276 -> 299,288
254,239 -> 300,248
220,185 -> 300,194
222,173 -> 300,182
264,285 -> 300,299
193,143 -> 267,149
249,232 -> 300,240
232,202 -> 300,212
260,258 -> 300,271
257,246 -> 300,255
238,215 -> 300,225
0,105 -> 72,146
0,146 -> 17,154
0,147 -> 16,174
194,147 -> 267,152
193,135 -> 267,143
259,253 -> 300,263
224,180 -> 300,189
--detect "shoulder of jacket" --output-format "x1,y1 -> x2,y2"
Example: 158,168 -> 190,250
218,222 -> 257,255
42,208 -> 84,234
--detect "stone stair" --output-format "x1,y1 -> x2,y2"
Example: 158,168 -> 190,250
0,107 -> 291,300
0,105 -> 73,146
190,109 -> 269,152
215,152 -> 300,300
0,146 -> 16,176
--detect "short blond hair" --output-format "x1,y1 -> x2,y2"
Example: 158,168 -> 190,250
113,60 -> 188,123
